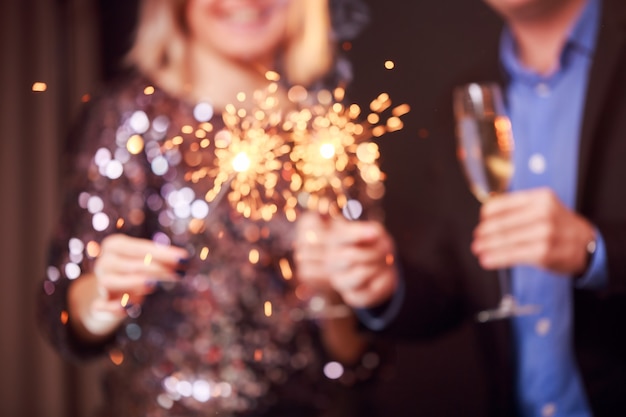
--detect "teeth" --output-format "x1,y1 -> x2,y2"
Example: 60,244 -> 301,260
227,8 -> 262,24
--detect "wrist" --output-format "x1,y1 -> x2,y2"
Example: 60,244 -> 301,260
575,232 -> 597,279
68,274 -> 124,342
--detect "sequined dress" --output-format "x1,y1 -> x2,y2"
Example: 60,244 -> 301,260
39,73 -> 374,417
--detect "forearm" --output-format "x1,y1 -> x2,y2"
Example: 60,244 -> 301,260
317,294 -> 369,365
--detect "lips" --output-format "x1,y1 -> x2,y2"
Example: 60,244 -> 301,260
212,1 -> 287,27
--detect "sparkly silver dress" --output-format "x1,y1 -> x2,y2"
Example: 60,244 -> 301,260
39,73 -> 377,417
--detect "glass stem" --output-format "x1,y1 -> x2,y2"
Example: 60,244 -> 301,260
497,268 -> 514,310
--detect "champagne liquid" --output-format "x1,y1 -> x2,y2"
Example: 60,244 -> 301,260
456,115 -> 514,202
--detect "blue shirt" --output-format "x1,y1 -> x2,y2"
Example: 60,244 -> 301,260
501,0 -> 608,415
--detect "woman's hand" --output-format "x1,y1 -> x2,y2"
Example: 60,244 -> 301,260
68,234 -> 189,342
294,212 -> 398,309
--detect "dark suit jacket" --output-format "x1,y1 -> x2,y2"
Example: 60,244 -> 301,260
375,0 -> 626,415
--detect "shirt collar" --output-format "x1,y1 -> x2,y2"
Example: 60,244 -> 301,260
499,0 -> 601,81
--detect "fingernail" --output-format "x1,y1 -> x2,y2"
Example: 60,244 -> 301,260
175,258 -> 191,276
177,257 -> 191,266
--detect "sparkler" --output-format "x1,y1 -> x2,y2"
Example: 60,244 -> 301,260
285,85 -> 410,219
188,82 -> 298,222
195,72 -> 410,223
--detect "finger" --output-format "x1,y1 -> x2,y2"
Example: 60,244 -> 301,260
340,267 -> 397,308
101,234 -> 189,266
323,221 -> 385,247
295,263 -> 335,290
479,221 -> 590,271
295,212 -> 329,240
98,251 -> 186,278
293,233 -> 325,255
296,211 -> 327,227
93,292 -> 146,312
476,189 -> 564,241
342,284 -> 383,308
473,220 -> 553,256
330,264 -> 379,293
97,273 -> 169,295
475,220 -> 556,269
478,239 -> 552,270
91,298 -> 127,317
481,187 -> 553,218
95,253 -> 182,283
292,243 -> 326,268
365,268 -> 398,305
475,201 -> 545,239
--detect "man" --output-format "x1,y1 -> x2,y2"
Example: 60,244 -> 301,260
294,0 -> 626,415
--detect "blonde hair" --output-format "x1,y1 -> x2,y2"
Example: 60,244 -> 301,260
126,0 -> 334,95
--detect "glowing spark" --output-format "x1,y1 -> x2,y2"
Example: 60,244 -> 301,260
120,293 -> 130,308
127,135 -> 145,155
109,349 -> 124,365
279,258 -> 293,280
249,248 -> 260,264
319,143 -> 335,159
192,84 -> 293,221
232,151 -> 251,172
283,85 -> 407,216
32,82 -> 47,92
181,79 -> 408,222
265,71 -> 280,82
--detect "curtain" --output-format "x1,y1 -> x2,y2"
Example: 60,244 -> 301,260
0,0 -> 104,416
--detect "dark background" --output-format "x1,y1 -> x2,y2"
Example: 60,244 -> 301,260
345,3 -> 502,416
95,1 -> 504,416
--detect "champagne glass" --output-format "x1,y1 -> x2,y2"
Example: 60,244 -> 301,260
453,82 -> 540,322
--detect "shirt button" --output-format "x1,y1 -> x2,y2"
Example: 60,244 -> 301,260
542,403 -> 556,417
535,318 -> 551,336
528,153 -> 546,174
535,83 -> 551,97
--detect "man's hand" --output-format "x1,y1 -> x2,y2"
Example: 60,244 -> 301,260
472,187 -> 595,276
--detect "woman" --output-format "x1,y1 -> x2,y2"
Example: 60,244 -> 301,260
39,0 -> 378,416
